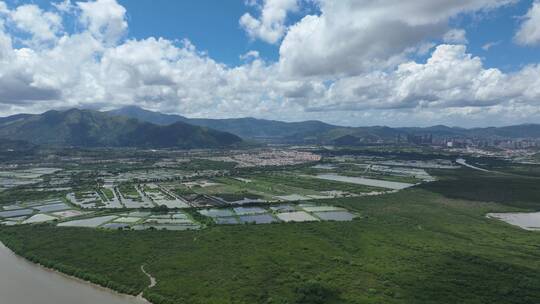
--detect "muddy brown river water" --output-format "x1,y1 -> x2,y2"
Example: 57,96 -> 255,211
0,242 -> 147,304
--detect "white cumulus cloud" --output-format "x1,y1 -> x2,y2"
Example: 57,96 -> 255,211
240,0 -> 299,44
278,0 -> 513,77
515,1 -> 540,46
0,0 -> 539,128
77,0 -> 127,44
10,4 -> 62,43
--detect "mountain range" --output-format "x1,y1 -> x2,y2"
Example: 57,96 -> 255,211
107,106 -> 337,142
0,108 -> 242,148
108,106 -> 412,144
109,106 -> 540,143
0,106 -> 538,149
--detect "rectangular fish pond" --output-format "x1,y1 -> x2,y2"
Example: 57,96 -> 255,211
10,204 -> 358,230
199,203 -> 358,226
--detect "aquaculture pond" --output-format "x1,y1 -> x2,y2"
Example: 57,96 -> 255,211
488,212 -> 540,230
316,174 -> 414,190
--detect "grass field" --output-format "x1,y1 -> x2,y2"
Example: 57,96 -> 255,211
209,173 -> 383,200
200,176 -> 320,199
2,180 -> 540,303
253,173 -> 384,194
118,183 -> 141,201
165,177 -> 310,201
101,188 -> 115,200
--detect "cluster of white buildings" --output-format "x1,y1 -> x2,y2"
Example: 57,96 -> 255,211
208,149 -> 321,168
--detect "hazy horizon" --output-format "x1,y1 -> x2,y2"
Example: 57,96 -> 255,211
3,105 -> 540,130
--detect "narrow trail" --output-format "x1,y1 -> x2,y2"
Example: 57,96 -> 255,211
136,265 -> 157,302
141,265 -> 157,288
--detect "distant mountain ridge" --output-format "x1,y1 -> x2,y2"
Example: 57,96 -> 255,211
109,106 -> 399,143
108,106 -> 337,141
0,108 -> 242,148
1,106 -> 537,148
109,106 -> 540,143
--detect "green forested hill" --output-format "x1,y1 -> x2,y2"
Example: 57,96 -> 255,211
0,109 -> 242,148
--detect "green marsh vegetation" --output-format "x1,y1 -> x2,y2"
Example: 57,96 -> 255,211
2,167 -> 540,303
2,159 -> 540,303
180,159 -> 237,171
0,188 -> 65,206
422,164 -> 540,210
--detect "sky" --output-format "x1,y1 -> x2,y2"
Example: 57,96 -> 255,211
0,0 -> 540,127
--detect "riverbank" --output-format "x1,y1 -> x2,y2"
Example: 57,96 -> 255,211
137,265 -> 157,302
0,240 -> 151,304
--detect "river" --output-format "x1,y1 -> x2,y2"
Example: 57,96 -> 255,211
0,242 -> 148,304
456,158 -> 491,172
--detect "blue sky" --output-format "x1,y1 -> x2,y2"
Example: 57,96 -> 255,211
455,0 -> 540,71
11,0 -> 538,68
118,0 -> 272,65
119,0 -> 540,72
115,0 -> 318,65
1,0 -> 540,127
7,0 -> 312,65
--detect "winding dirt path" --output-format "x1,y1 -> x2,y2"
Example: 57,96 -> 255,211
136,265 -> 157,302
141,265 -> 157,288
